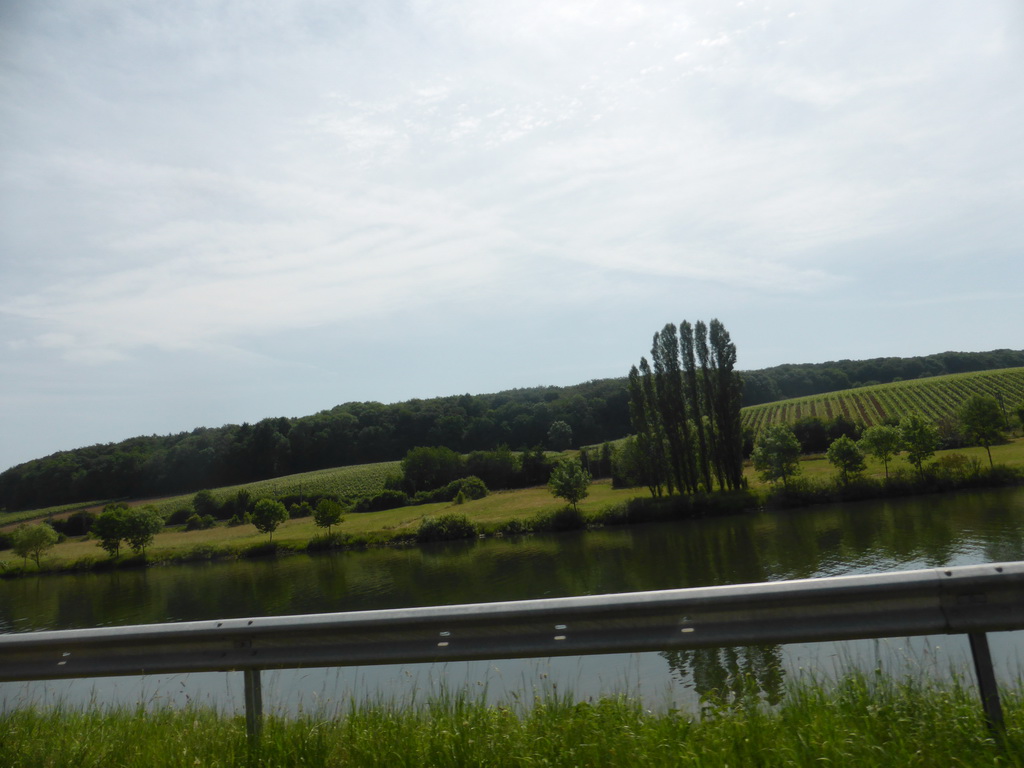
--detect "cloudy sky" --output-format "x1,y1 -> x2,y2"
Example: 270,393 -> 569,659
1,0 -> 1022,472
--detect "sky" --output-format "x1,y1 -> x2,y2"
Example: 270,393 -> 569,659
1,0 -> 1022,472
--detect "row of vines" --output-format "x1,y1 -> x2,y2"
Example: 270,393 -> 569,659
741,368 -> 1024,434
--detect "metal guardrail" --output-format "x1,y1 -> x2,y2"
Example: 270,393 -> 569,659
1,562 -> 1022,739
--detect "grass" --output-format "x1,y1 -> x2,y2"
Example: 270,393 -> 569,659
1,672 -> 1021,767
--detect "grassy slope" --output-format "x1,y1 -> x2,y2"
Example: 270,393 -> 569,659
5,437 -> 1023,571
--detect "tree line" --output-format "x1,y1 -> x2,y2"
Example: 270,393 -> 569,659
0,380 -> 631,511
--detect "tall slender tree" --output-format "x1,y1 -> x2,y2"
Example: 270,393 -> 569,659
652,325 -> 697,494
708,319 -> 744,490
626,364 -> 663,496
626,319 -> 744,496
693,321 -> 720,491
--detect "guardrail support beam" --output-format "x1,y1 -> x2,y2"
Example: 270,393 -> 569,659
967,632 -> 1004,735
243,668 -> 263,742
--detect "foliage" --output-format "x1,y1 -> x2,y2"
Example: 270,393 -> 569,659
825,436 -> 866,485
185,513 -> 215,531
123,506 -> 164,554
11,522 -> 58,566
899,414 -> 940,476
416,513 -> 478,542
250,498 -> 288,541
401,446 -> 465,493
92,504 -> 131,557
547,458 -> 591,512
313,499 -> 345,533
353,490 -> 409,513
751,425 -> 802,488
192,490 -> 220,518
627,319 -> 745,496
0,375 -> 632,511
414,476 -> 489,504
288,501 -> 314,519
858,424 -> 902,479
958,394 -> 1005,468
546,420 -> 573,450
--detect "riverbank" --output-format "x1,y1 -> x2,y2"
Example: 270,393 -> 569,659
2,440 -> 1022,579
2,672 -> 1020,767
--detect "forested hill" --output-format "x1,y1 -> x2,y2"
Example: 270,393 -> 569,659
2,348 -> 1022,511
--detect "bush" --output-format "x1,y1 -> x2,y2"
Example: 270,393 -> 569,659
528,505 -> 586,533
354,490 -> 409,513
414,476 -> 489,505
498,519 -> 527,536
50,510 -> 97,537
416,513 -> 478,543
184,514 -> 215,531
167,507 -> 194,526
288,501 -> 314,519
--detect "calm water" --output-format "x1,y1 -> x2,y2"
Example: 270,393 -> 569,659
2,486 -> 1023,713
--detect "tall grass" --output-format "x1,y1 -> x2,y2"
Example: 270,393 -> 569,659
2,672 -> 1021,767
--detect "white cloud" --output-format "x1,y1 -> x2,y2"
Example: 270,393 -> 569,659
1,0 -> 1022,468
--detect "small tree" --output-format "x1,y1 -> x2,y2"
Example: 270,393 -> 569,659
958,394 -> 1004,469
899,414 -> 939,476
547,458 -> 591,512
313,499 -> 344,534
12,522 -> 59,567
93,505 -> 131,558
859,425 -> 902,479
751,425 -> 802,488
251,498 -> 288,542
123,506 -> 164,555
826,435 -> 866,486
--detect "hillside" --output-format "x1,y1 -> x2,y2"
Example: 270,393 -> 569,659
741,367 -> 1024,434
2,348 -> 1022,512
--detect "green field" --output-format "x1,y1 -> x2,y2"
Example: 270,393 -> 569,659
741,367 -> 1024,433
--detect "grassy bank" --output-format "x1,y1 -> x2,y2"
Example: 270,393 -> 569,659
3,439 -> 1023,578
2,672 -> 1021,767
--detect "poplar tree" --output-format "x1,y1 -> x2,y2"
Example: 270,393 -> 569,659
626,318 -> 744,496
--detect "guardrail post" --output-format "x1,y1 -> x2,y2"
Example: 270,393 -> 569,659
243,668 -> 263,742
967,632 -> 1004,736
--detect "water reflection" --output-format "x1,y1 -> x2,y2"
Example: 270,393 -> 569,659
663,646 -> 785,709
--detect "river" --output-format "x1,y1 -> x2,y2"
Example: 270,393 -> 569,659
2,486 -> 1023,715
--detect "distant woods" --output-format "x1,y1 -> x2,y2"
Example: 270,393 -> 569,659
621,320 -> 745,495
0,381 -> 632,510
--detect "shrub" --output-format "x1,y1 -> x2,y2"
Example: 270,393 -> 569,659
50,510 -> 97,537
414,476 -> 489,505
167,507 -> 194,526
288,501 -> 314,519
416,513 -> 478,543
528,505 -> 586,533
354,490 -> 408,513
185,514 -> 215,531
498,518 -> 527,536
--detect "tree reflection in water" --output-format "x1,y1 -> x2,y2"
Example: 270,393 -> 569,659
662,644 -> 785,711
